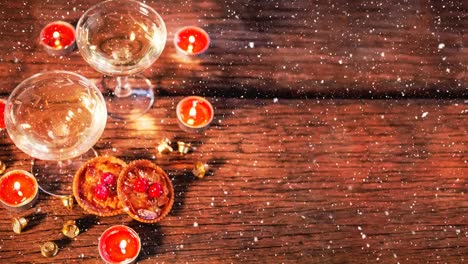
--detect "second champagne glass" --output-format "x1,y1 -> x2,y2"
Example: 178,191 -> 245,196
76,0 -> 167,120
5,71 -> 107,196
0,98 -> 6,173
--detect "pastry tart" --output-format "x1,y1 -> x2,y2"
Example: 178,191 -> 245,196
73,156 -> 127,216
117,160 -> 174,224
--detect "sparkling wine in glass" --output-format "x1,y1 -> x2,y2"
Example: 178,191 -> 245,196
4,71 -> 107,196
0,98 -> 6,133
0,98 -> 6,173
76,0 -> 167,120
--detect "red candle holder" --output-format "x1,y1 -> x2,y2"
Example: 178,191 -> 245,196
39,21 -> 76,56
0,99 -> 6,131
174,26 -> 210,56
0,170 -> 39,211
176,96 -> 214,132
99,225 -> 141,264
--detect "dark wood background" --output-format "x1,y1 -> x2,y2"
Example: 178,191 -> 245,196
0,0 -> 467,98
0,0 -> 466,263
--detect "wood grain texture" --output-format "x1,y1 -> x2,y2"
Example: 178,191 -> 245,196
0,0 -> 467,263
0,98 -> 467,263
0,0 -> 466,98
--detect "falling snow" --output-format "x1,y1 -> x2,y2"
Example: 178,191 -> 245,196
0,1 -> 465,263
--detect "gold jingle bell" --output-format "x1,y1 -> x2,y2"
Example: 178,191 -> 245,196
0,160 -> 6,175
177,141 -> 192,155
193,162 -> 209,179
41,241 -> 59,257
12,217 -> 29,234
157,137 -> 173,154
60,195 -> 74,210
62,220 -> 80,238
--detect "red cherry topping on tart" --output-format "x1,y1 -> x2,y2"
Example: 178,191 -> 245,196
148,182 -> 163,199
94,183 -> 110,200
101,172 -> 117,187
134,178 -> 149,193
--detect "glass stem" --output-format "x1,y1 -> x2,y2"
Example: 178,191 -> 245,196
114,76 -> 132,98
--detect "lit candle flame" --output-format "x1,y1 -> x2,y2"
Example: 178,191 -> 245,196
52,31 -> 62,48
14,181 -> 23,197
189,101 -> 198,117
186,35 -> 196,53
119,239 -> 127,254
54,40 -> 62,49
186,101 -> 198,125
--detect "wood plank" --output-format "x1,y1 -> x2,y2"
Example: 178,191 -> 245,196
0,98 -> 466,263
0,0 -> 466,97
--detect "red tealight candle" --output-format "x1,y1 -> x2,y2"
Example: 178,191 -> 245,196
99,225 -> 141,264
176,96 -> 214,132
0,170 -> 38,210
0,99 -> 6,130
174,26 -> 210,56
39,21 -> 76,55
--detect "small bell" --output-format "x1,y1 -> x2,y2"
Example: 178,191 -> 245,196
60,195 -> 74,210
192,162 -> 209,179
177,141 -> 192,155
12,217 -> 29,234
157,137 -> 173,154
0,160 -> 6,175
41,241 -> 59,257
62,220 -> 80,238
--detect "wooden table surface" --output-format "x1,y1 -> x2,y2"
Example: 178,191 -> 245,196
0,0 -> 466,263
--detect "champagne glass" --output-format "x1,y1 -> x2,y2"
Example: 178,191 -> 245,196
0,98 -> 6,132
76,0 -> 167,120
4,71 -> 107,196
0,98 -> 6,174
